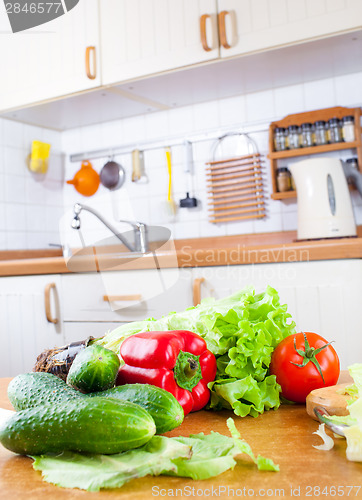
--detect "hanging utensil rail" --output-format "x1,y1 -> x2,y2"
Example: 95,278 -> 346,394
69,124 -> 267,163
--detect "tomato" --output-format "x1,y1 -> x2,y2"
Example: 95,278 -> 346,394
269,332 -> 340,403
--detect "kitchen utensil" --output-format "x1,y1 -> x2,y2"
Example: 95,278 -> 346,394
165,148 -> 177,217
100,159 -> 125,191
66,160 -> 100,197
306,383 -> 351,421
179,141 -> 198,208
27,140 -> 51,174
289,158 -> 357,240
207,133 -> 265,224
131,149 -> 148,183
314,407 -> 349,437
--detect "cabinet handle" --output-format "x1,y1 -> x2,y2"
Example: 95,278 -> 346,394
200,14 -> 212,52
193,278 -> 205,307
218,11 -> 231,49
85,46 -> 97,80
44,283 -> 58,324
103,294 -> 142,302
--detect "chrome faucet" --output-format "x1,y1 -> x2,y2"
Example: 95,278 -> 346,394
71,203 -> 148,253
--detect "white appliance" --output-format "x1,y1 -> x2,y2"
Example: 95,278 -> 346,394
289,158 -> 357,240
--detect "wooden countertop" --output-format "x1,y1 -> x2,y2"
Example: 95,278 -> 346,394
1,230 -> 362,276
0,376 -> 361,499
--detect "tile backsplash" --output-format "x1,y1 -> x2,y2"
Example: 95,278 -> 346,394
0,119 -> 64,249
2,70 -> 362,250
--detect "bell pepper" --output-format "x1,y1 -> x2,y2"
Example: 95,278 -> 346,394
116,330 -> 217,415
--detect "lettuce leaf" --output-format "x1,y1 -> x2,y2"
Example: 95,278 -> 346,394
31,419 -> 278,491
32,436 -> 191,492
328,363 -> 362,462
208,375 -> 281,417
96,286 -> 295,417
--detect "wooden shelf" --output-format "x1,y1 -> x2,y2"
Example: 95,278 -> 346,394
268,106 -> 362,200
271,190 -> 297,200
268,140 -> 360,160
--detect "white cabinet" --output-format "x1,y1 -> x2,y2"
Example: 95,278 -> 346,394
0,0 -> 100,112
100,0 -> 362,86
193,260 -> 362,370
217,0 -> 362,58
0,275 -> 63,377
99,0 -> 219,85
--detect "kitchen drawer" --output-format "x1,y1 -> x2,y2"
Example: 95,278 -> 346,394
63,322 -> 125,345
61,268 -> 193,322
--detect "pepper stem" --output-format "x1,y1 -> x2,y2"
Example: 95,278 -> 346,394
174,351 -> 202,392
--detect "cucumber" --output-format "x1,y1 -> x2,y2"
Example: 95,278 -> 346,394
8,372 -> 83,411
0,397 -> 156,455
88,384 -> 184,434
66,345 -> 120,393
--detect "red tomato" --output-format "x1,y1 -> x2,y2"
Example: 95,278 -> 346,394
269,332 -> 340,403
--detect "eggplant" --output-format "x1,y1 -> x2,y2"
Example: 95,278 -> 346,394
33,337 -> 97,381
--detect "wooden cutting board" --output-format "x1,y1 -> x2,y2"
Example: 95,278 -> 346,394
306,383 -> 352,420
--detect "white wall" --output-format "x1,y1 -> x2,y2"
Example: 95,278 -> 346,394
61,70 -> 362,248
0,119 -> 64,249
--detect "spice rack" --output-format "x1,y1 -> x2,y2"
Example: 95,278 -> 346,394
268,106 -> 362,200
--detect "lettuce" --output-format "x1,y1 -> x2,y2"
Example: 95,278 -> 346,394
32,436 -> 191,492
323,363 -> 362,462
31,419 -> 278,491
343,364 -> 362,462
96,286 -> 295,417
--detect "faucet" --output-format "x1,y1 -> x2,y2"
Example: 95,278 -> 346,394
71,203 -> 148,253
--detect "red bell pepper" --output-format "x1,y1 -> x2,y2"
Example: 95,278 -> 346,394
116,330 -> 217,415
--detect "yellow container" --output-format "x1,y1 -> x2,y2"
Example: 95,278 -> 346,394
27,141 -> 51,174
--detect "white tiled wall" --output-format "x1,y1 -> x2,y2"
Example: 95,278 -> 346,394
61,70 -> 362,245
0,119 -> 64,249
2,70 -> 362,249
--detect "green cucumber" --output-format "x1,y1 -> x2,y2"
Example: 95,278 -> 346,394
88,384 -> 184,434
8,372 -> 83,411
66,345 -> 120,393
0,397 -> 156,455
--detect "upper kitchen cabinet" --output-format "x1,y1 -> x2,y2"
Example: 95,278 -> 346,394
217,0 -> 362,58
0,0 -> 100,112
99,0 -> 219,85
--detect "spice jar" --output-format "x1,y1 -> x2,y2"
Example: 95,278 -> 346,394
342,115 -> 355,142
300,123 -> 313,147
287,125 -> 299,149
314,120 -> 328,146
274,127 -> 287,151
328,118 -> 343,143
276,167 -> 291,192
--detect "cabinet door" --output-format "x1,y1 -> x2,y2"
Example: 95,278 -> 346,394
0,275 -> 63,377
0,0 -> 100,112
100,0 -> 219,85
217,0 -> 362,58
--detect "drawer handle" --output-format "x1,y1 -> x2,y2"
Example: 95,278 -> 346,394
85,46 -> 97,80
103,295 -> 142,302
218,11 -> 231,49
200,14 -> 212,52
193,278 -> 205,307
44,283 -> 58,324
